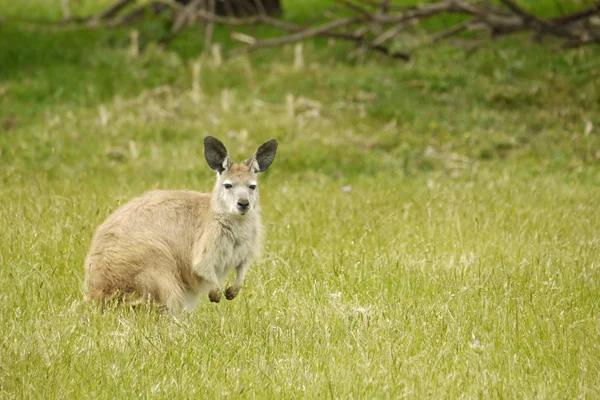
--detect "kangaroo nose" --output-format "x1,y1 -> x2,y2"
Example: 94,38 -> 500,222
237,199 -> 250,209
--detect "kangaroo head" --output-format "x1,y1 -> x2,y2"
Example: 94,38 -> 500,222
204,136 -> 278,217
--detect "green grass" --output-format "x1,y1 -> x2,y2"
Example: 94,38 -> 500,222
1,0 -> 600,398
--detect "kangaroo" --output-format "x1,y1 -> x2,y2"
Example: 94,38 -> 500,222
84,136 -> 278,311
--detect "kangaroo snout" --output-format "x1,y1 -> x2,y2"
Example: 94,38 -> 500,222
237,198 -> 250,212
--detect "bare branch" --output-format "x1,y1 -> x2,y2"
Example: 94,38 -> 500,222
333,0 -> 372,19
372,1 -> 479,24
349,0 -> 418,12
47,0 -> 600,61
497,0 -> 580,38
372,21 -> 415,46
242,17 -> 361,50
110,1 -> 181,26
551,2 -> 600,25
172,0 -> 202,34
430,19 -> 475,42
88,0 -> 137,25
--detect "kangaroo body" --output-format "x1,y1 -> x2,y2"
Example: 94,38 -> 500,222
84,137 -> 278,311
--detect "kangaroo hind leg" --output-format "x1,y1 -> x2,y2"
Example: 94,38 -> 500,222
133,270 -> 184,312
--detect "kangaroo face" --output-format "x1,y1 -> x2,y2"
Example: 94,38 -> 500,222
204,136 -> 278,218
215,164 -> 258,216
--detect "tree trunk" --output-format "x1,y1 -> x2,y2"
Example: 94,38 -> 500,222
176,0 -> 282,17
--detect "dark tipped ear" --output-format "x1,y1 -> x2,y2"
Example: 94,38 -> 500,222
204,136 -> 231,173
247,139 -> 278,173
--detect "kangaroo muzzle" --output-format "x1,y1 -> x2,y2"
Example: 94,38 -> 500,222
237,198 -> 250,213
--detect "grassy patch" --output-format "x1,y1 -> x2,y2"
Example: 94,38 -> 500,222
1,0 -> 600,398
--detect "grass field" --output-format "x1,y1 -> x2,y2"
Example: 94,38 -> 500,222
1,0 -> 600,398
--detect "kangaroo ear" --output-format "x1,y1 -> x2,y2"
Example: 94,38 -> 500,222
246,139 -> 278,173
204,136 -> 231,173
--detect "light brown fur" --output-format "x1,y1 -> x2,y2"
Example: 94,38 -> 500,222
84,137 -> 277,311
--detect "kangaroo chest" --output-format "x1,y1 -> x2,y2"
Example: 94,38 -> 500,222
210,221 -> 257,280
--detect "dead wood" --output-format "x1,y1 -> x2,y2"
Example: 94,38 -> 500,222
47,0 -> 600,61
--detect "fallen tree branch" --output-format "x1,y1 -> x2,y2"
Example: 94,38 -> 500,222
172,0 -> 202,34
333,0 -> 372,19
430,19 -> 475,42
110,1 -> 181,26
498,0 -> 579,38
371,0 -> 480,24
551,2 -> 600,25
236,17 -> 361,50
88,0 -> 137,25
44,0 -> 600,62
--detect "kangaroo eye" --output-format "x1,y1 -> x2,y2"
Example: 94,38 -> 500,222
249,185 -> 257,190
224,183 -> 233,189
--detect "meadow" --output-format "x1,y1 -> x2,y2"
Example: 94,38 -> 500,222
0,0 -> 599,397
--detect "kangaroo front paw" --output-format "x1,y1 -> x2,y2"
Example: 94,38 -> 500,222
225,285 -> 240,300
208,290 -> 222,303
